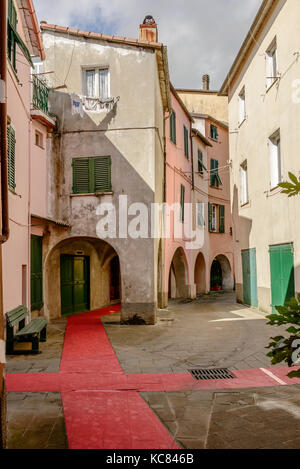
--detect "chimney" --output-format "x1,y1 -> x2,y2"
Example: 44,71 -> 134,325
139,15 -> 158,42
202,74 -> 210,91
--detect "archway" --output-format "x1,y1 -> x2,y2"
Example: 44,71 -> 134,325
44,236 -> 121,319
210,254 -> 233,291
168,247 -> 188,299
194,252 -> 206,294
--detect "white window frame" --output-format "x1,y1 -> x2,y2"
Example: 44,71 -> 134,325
266,39 -> 278,89
240,160 -> 249,206
211,204 -> 217,232
197,202 -> 205,227
82,66 -> 110,99
35,130 -> 43,148
269,130 -> 282,189
238,87 -> 246,124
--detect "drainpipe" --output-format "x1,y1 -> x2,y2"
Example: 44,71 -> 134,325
0,0 -> 9,245
0,0 -> 8,449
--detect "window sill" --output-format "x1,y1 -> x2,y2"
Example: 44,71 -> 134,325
238,117 -> 247,128
70,192 -> 113,197
240,201 -> 250,208
266,77 -> 280,93
8,188 -> 21,198
209,137 -> 218,143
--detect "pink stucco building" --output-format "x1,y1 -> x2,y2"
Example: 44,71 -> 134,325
164,79 -> 234,305
3,0 -> 56,317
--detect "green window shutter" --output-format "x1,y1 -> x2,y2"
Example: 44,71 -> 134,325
94,156 -> 111,192
210,159 -> 222,187
8,0 -> 17,28
184,126 -> 189,158
210,124 -> 218,141
208,202 -> 213,232
210,159 -> 216,186
198,150 -> 203,174
31,235 -> 43,311
170,111 -> 176,144
180,184 -> 185,222
7,125 -> 16,191
73,158 -> 89,194
219,205 -> 225,233
73,156 -> 112,194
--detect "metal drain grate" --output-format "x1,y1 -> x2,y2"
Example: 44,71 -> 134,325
189,368 -> 235,380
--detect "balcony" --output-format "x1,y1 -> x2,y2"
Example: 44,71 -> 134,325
31,75 -> 56,129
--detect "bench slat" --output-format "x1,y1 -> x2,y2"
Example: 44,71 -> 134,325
6,305 -> 29,327
16,319 -> 47,337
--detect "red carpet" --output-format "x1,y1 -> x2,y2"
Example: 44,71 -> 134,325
6,304 -> 300,449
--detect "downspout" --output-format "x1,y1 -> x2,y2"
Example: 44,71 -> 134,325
0,0 -> 9,245
0,0 -> 8,449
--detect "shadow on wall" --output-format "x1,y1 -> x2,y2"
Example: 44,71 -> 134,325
44,90 -> 160,323
168,247 -> 189,299
232,184 -> 253,302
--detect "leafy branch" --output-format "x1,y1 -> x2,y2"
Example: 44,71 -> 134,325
278,172 -> 300,196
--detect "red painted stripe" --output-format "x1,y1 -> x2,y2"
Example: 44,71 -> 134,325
61,391 -> 180,449
60,306 -> 122,373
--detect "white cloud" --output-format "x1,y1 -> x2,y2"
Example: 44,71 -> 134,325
34,0 -> 262,89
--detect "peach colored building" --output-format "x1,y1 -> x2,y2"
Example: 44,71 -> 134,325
177,77 -> 234,295
163,86 -> 215,306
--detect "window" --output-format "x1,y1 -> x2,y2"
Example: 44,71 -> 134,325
7,124 -> 16,191
72,156 -> 111,194
208,203 -> 225,233
208,203 -> 217,232
238,87 -> 246,124
35,131 -> 43,148
183,125 -> 189,158
7,0 -> 33,73
240,160 -> 249,205
180,184 -> 185,222
197,202 -> 205,227
84,68 -> 109,99
210,158 -> 222,188
170,110 -> 176,144
198,150 -> 207,175
210,124 -> 218,141
269,130 -> 281,188
266,39 -> 278,89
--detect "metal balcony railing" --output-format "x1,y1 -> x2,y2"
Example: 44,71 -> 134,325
32,75 -> 50,115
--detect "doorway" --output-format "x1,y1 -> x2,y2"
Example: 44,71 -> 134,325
60,255 -> 90,315
110,256 -> 120,301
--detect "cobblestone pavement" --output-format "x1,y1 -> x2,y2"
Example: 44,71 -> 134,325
5,294 -> 300,449
102,292 -> 286,374
6,319 -> 67,449
141,385 -> 300,449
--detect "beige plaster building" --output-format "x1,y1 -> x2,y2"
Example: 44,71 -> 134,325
40,17 -> 170,324
220,0 -> 300,313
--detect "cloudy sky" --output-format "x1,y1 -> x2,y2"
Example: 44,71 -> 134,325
34,0 -> 262,90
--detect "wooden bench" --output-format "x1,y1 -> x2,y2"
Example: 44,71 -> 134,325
6,305 -> 47,355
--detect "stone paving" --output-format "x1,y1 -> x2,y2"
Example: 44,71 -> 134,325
5,292 -> 300,449
141,386 -> 300,449
102,292 -> 284,374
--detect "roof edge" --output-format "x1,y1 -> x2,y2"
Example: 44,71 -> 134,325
40,22 -> 163,50
219,0 -> 278,96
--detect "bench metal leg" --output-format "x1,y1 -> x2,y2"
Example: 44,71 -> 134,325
40,326 -> 47,342
32,335 -> 40,354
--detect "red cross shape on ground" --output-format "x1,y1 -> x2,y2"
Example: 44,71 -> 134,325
6,305 -> 300,449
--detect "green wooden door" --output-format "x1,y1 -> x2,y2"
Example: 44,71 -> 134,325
269,244 -> 295,313
60,255 -> 89,315
31,235 -> 43,311
242,248 -> 258,307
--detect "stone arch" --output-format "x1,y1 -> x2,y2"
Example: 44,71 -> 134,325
210,254 -> 233,291
44,236 -> 121,319
168,247 -> 189,299
194,252 -> 206,294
